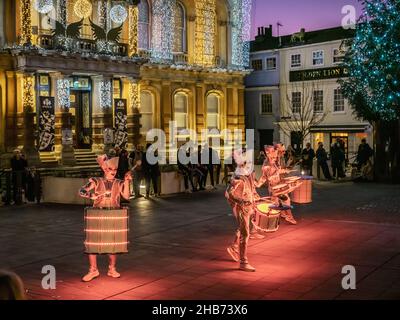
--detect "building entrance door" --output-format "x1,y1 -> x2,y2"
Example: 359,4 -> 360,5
259,130 -> 274,152
70,90 -> 92,149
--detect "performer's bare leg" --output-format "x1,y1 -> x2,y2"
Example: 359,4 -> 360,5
280,196 -> 297,225
227,206 -> 240,262
238,209 -> 255,272
107,254 -> 121,278
82,254 -> 100,282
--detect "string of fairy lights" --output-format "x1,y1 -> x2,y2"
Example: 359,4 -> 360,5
99,79 -> 112,109
151,0 -> 176,61
21,0 -> 252,68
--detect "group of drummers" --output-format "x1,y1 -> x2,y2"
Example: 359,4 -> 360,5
225,143 -> 306,272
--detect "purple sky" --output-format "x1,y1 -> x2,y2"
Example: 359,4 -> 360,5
251,0 -> 364,39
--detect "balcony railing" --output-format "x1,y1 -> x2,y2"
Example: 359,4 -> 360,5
37,34 -> 128,56
173,53 -> 188,65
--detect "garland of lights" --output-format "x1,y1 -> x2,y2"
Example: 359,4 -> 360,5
194,0 -> 216,67
33,0 -> 54,14
340,0 -> 400,121
23,75 -> 35,112
128,5 -> 139,57
129,81 -> 140,110
98,0 -> 108,29
110,4 -> 128,24
57,79 -> 71,110
230,0 -> 252,68
151,0 -> 175,61
20,0 -> 32,44
57,0 -> 67,26
74,0 -> 93,19
100,80 -> 112,109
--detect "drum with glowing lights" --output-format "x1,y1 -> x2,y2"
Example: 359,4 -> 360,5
284,176 -> 302,190
84,207 -> 129,254
291,176 -> 313,204
252,201 -> 281,233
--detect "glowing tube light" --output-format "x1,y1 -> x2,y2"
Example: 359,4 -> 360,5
85,216 -> 128,220
84,241 -> 129,246
85,229 -> 129,233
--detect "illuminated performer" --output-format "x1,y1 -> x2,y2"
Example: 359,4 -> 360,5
257,145 -> 297,225
225,150 -> 259,272
79,155 -> 132,282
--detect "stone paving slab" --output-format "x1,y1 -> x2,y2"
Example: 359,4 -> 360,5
1,182 -> 400,300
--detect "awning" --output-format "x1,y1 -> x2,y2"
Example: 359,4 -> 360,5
310,124 -> 371,133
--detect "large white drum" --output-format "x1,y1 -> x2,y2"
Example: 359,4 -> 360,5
290,176 -> 313,204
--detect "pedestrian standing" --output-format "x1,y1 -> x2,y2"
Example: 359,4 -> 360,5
129,145 -> 144,198
10,149 -> 28,205
142,143 -> 160,198
301,143 -> 315,176
316,142 -> 332,180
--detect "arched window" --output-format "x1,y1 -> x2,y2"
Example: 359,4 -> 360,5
140,91 -> 154,134
138,0 -> 150,50
174,92 -> 188,130
173,2 -> 186,53
207,94 -> 220,130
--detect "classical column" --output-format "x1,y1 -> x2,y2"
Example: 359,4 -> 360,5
22,73 -> 41,166
55,75 -> 76,166
128,78 -> 141,147
20,0 -> 32,45
5,71 -> 17,151
99,77 -> 114,153
196,85 -> 205,136
128,5 -> 139,57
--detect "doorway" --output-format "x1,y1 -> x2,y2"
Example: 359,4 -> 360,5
259,129 -> 274,152
70,90 -> 92,149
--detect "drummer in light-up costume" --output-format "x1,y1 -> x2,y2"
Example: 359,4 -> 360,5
79,155 -> 132,282
225,149 -> 260,272
257,145 -> 298,225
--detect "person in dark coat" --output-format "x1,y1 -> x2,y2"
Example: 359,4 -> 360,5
201,144 -> 221,189
142,143 -> 160,199
316,142 -> 332,180
356,139 -> 373,170
330,142 -> 346,179
10,149 -> 28,204
301,143 -> 315,176
117,149 -> 130,180
129,145 -> 144,198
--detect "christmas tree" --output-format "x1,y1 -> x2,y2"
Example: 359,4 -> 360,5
339,0 -> 400,182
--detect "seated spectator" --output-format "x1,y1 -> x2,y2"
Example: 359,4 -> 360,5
0,270 -> 26,300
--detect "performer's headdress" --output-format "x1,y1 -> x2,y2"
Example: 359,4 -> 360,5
264,145 -> 277,158
233,149 -> 254,176
97,155 -> 119,172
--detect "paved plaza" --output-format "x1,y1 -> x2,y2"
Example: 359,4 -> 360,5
1,181 -> 400,300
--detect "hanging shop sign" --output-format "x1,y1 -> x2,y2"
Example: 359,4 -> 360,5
114,99 -> 128,148
289,66 -> 349,82
38,97 -> 55,152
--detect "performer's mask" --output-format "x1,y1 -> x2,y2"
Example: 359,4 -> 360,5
97,155 -> 119,180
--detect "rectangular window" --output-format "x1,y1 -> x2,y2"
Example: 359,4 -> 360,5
334,88 -> 345,112
251,59 -> 263,71
291,54 -> 301,67
313,90 -> 324,113
266,57 -> 277,70
292,92 -> 301,114
312,50 -> 324,66
333,48 -> 345,64
261,94 -> 273,114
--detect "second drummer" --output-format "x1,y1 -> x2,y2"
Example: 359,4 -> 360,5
257,145 -> 297,225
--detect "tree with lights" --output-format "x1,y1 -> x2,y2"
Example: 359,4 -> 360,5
339,0 -> 400,182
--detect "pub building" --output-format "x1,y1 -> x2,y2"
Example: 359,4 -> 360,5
0,0 -> 250,167
246,25 -> 373,159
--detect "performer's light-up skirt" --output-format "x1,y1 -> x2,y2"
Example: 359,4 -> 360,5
84,207 -> 129,254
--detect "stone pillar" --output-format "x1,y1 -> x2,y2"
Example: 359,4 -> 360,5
127,78 -> 141,148
196,85 -> 205,135
99,77 -> 113,154
20,0 -> 32,45
21,73 -> 41,166
56,75 -> 76,166
5,71 -> 17,151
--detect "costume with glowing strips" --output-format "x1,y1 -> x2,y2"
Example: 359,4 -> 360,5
225,150 -> 259,272
79,155 -> 132,282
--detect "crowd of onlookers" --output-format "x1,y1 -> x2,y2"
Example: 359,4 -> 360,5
108,143 -> 223,199
259,138 -> 374,182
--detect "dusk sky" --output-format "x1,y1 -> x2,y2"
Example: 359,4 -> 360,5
251,0 -> 365,39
